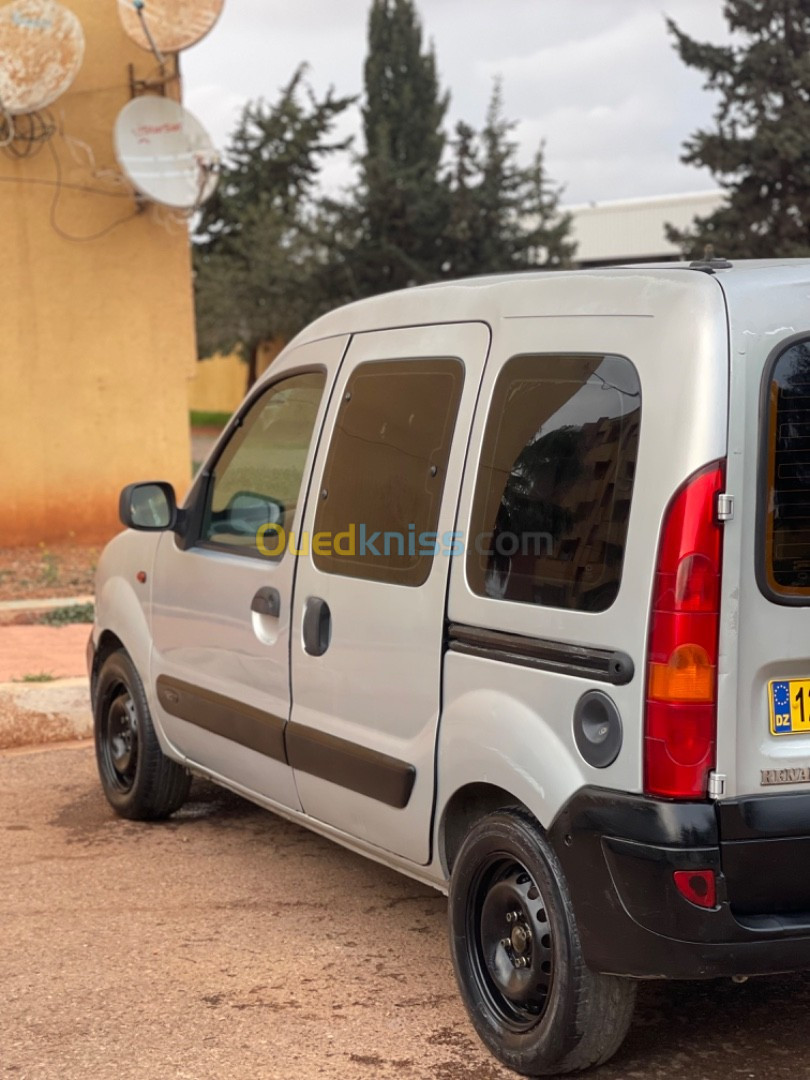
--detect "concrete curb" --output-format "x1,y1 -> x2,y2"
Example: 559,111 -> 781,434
0,676 -> 92,750
0,595 -> 94,613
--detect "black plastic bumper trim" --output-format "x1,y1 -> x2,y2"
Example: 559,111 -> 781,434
718,789 -> 810,841
446,624 -> 635,685
548,786 -> 810,979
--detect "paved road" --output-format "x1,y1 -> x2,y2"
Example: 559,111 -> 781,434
2,745 -> 810,1080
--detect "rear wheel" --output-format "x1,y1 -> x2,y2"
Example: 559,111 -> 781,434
94,650 -> 190,820
449,808 -> 636,1075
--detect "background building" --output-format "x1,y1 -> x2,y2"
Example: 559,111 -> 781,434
566,190 -> 724,268
0,1 -> 197,546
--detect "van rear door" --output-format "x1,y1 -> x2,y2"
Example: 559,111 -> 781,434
718,268 -> 810,802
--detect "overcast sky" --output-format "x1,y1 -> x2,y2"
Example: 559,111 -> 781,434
181,0 -> 733,207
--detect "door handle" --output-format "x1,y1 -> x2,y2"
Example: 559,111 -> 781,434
303,597 -> 331,656
251,586 -> 281,618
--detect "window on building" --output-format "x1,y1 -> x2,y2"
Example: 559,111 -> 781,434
467,353 -> 641,612
202,371 -> 326,555
313,357 -> 464,587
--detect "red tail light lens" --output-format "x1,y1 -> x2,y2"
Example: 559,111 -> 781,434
644,462 -> 725,799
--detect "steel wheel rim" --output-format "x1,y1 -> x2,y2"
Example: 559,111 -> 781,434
466,854 -> 554,1032
100,684 -> 139,793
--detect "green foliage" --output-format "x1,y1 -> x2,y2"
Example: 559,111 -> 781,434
190,410 -> 232,429
668,1 -> 810,257
193,66 -> 355,386
39,603 -> 95,626
192,2 -> 574,374
444,82 -> 575,277
14,672 -> 56,683
39,551 -> 59,588
347,0 -> 451,292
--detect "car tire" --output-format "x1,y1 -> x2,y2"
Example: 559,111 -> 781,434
448,807 -> 636,1076
94,649 -> 191,820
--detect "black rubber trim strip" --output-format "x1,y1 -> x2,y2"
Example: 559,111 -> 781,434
286,721 -> 416,809
446,624 -> 634,685
155,676 -> 287,764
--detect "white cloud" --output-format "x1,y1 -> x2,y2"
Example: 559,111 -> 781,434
181,0 -> 734,204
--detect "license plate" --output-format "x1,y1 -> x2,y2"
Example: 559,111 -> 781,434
769,679 -> 810,735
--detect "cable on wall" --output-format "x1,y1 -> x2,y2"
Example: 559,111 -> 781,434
46,137 -> 141,242
1,109 -> 56,160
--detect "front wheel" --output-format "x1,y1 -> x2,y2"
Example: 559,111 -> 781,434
448,808 -> 636,1076
94,649 -> 191,820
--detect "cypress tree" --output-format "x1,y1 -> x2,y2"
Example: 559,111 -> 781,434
668,1 -> 810,258
352,0 -> 451,292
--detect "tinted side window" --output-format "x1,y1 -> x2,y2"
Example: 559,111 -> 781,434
202,371 -> 326,554
467,354 -> 641,612
763,337 -> 810,600
313,358 -> 464,587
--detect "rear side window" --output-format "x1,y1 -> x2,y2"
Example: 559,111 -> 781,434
313,357 -> 464,587
762,337 -> 810,601
467,353 -> 641,612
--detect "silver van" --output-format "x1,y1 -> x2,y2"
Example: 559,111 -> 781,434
90,260 -> 810,1076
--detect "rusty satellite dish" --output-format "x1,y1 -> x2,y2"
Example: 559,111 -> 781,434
118,0 -> 224,54
114,95 -> 219,210
0,0 -> 85,115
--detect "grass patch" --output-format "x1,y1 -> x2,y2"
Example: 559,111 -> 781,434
40,551 -> 59,587
14,672 -> 56,683
39,603 -> 95,626
191,410 -> 232,429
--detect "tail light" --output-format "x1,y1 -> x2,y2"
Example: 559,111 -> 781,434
644,461 -> 725,799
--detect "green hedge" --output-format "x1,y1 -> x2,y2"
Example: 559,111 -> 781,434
190,410 -> 232,429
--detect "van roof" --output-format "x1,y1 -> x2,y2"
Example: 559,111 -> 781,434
289,259 -> 810,348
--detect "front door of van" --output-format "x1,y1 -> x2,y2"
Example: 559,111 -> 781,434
289,323 -> 490,864
149,337 -> 348,808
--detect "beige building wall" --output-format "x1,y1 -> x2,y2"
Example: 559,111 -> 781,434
189,343 -> 284,417
0,1 -> 196,545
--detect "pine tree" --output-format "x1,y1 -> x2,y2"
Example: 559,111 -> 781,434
668,1 -> 810,258
444,82 -> 574,276
194,67 -> 354,387
350,0 -> 451,293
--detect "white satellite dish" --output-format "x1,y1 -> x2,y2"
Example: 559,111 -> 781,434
118,0 -> 224,55
114,96 -> 219,211
0,0 -> 85,115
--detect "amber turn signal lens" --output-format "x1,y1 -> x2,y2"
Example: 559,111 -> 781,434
648,644 -> 714,703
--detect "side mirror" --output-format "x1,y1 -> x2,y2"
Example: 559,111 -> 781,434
119,482 -> 178,532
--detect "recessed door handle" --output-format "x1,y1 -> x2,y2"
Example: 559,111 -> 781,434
251,586 -> 281,618
303,596 -> 331,656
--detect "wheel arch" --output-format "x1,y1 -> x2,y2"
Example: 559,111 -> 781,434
91,629 -> 125,700
438,782 -> 533,878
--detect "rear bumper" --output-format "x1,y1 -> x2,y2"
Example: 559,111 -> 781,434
549,787 -> 810,979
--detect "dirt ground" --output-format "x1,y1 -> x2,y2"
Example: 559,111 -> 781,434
3,744 -> 810,1080
0,625 -> 90,682
0,545 -> 100,602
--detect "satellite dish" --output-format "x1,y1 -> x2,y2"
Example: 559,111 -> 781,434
118,0 -> 224,55
0,0 -> 85,115
114,96 -> 219,210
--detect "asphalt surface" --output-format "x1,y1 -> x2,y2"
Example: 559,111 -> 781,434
3,745 -> 810,1080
